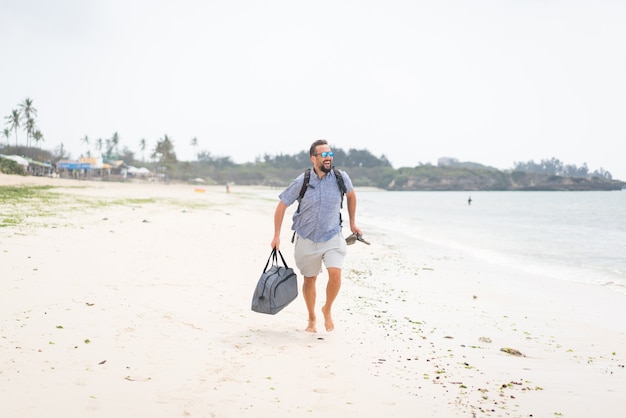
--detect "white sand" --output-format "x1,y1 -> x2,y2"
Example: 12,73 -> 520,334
1,174 -> 624,417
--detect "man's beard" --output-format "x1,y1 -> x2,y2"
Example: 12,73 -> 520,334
318,162 -> 331,173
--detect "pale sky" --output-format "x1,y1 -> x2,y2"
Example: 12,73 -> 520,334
2,0 -> 625,180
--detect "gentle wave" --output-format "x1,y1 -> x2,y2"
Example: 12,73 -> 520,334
357,190 -> 626,295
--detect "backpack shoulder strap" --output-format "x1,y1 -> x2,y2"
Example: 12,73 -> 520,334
295,168 -> 311,213
333,167 -> 347,194
296,167 -> 345,212
332,167 -> 347,208
292,168 -> 311,243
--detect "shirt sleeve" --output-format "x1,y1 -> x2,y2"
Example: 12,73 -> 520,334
278,172 -> 306,206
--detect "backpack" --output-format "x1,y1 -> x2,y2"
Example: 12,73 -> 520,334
291,167 -> 347,243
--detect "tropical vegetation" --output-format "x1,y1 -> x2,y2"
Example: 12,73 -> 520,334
3,97 -> 624,191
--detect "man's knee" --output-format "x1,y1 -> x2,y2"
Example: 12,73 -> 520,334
327,268 -> 342,280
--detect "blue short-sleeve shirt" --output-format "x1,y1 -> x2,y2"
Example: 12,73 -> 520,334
279,168 -> 353,242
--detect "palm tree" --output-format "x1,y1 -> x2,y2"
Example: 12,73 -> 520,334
19,98 -> 37,119
55,142 -> 67,160
2,128 -> 10,146
96,138 -> 103,156
105,138 -> 112,159
81,135 -> 90,157
139,138 -> 147,162
111,132 -> 120,158
25,117 -> 36,149
19,98 -> 37,147
4,109 -> 22,147
32,130 -> 44,147
152,134 -> 178,175
191,136 -> 199,160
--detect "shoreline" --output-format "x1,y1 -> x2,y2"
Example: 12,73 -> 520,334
1,174 -> 624,417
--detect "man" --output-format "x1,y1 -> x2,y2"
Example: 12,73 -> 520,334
271,139 -> 363,333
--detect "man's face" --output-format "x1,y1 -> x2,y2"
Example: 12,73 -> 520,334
312,145 -> 333,173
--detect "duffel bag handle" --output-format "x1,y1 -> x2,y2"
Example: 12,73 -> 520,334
276,248 -> 290,269
263,248 -> 277,273
264,248 -> 290,273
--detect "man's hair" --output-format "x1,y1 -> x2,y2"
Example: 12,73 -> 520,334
309,139 -> 328,157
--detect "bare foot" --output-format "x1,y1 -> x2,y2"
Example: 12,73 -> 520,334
305,319 -> 317,333
321,305 -> 334,332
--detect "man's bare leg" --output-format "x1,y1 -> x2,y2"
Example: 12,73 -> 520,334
302,276 -> 317,332
321,267 -> 342,332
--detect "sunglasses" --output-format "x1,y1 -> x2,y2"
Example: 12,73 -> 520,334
315,151 -> 334,158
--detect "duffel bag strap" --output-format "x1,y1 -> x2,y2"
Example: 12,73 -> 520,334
264,248 -> 278,273
276,249 -> 290,269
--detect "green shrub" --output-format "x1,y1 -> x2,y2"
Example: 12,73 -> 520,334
0,157 -> 27,175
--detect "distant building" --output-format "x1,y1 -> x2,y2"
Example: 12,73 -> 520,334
438,157 -> 459,166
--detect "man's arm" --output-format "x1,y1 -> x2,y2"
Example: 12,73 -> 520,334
271,201 -> 288,250
345,190 -> 363,236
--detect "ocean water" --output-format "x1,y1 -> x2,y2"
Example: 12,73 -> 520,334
357,190 -> 626,295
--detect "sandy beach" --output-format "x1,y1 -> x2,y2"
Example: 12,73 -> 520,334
1,174 -> 624,417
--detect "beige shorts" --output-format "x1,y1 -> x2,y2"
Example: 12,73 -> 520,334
294,232 -> 348,277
